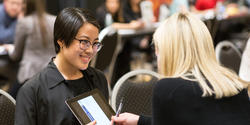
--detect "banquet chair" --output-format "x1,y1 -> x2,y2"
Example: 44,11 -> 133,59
111,69 -> 160,115
0,89 -> 16,125
215,40 -> 242,73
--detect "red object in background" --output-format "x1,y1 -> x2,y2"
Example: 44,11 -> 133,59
150,0 -> 172,20
195,0 -> 218,10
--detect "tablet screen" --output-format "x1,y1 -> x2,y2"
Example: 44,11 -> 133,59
77,95 -> 110,124
66,89 -> 115,125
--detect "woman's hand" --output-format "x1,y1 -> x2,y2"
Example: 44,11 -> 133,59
86,120 -> 96,125
110,112 -> 139,125
129,20 -> 144,29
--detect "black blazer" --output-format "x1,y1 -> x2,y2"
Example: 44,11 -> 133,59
15,60 -> 109,125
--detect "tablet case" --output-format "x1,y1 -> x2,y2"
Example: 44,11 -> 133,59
65,89 -> 115,125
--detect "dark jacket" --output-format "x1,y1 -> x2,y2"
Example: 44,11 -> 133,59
15,60 -> 109,125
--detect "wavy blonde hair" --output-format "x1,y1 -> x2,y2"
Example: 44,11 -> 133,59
153,12 -> 248,98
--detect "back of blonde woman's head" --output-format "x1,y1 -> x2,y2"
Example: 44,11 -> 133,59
153,12 -> 247,98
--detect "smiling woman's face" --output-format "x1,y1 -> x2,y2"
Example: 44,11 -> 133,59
59,23 -> 99,70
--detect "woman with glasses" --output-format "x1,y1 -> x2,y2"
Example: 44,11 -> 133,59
15,8 -> 108,125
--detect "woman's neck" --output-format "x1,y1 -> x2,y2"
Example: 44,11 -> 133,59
54,55 -> 83,80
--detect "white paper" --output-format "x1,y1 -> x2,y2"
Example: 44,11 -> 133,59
77,95 -> 110,125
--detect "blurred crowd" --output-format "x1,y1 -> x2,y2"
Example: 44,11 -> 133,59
0,0 -> 250,93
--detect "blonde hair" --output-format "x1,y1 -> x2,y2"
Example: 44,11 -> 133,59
153,12 -> 248,98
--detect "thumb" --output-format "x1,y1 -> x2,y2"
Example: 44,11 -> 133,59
110,119 -> 114,125
86,120 -> 96,125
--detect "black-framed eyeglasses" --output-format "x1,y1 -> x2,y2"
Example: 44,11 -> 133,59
74,38 -> 103,52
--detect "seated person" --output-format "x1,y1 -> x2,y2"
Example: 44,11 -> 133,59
5,0 -> 56,99
110,0 -> 152,88
96,0 -> 123,29
111,12 -> 250,125
15,8 -> 109,125
0,0 -> 23,44
96,0 -> 144,30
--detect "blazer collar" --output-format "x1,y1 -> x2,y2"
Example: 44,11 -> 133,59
47,58 -> 95,89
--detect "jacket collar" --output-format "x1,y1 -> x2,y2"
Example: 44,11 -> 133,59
47,58 -> 94,89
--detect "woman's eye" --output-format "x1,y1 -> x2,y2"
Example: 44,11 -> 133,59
81,40 -> 89,43
79,40 -> 91,46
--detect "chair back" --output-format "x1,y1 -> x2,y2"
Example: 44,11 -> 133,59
215,40 -> 242,73
90,26 -> 117,71
111,69 -> 160,115
0,89 -> 16,125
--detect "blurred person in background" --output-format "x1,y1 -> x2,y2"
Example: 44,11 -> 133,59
96,0 -> 124,29
150,0 -> 172,21
96,0 -> 144,30
5,0 -> 56,98
111,12 -> 250,125
15,8 -> 109,125
111,0 -> 152,88
0,0 -> 24,44
122,0 -> 143,23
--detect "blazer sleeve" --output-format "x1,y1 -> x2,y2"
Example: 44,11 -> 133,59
15,82 -> 37,125
9,18 -> 28,62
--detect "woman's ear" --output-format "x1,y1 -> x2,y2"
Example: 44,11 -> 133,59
57,40 -> 64,49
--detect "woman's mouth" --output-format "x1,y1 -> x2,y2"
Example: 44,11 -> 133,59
80,55 -> 91,64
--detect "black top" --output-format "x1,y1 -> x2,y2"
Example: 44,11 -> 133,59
122,1 -> 141,23
65,77 -> 92,125
66,75 -> 91,96
15,60 -> 109,125
138,78 -> 250,125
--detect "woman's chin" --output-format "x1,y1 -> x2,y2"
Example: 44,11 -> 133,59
79,63 -> 89,70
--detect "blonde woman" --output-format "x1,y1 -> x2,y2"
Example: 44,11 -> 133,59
111,12 -> 250,125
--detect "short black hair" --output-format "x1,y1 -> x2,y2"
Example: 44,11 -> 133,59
54,8 -> 100,54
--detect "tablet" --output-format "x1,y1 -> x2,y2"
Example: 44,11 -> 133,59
65,89 -> 115,125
